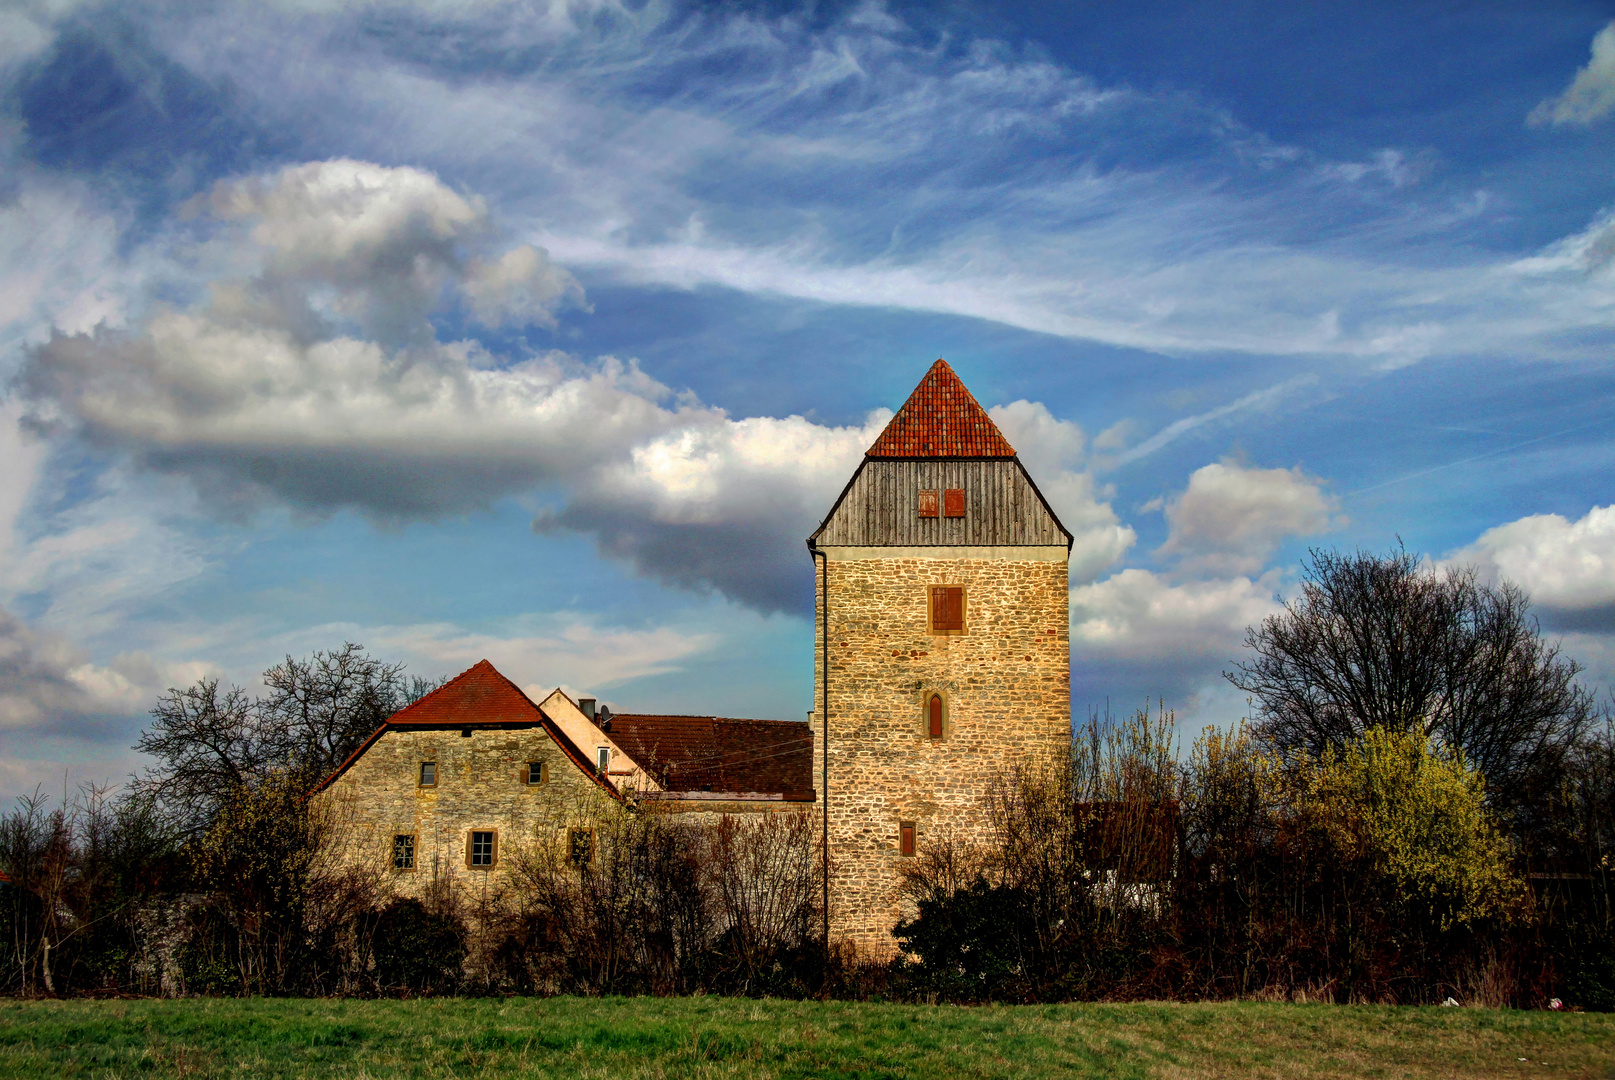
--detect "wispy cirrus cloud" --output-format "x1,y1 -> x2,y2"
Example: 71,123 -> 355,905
99,0 -> 1615,369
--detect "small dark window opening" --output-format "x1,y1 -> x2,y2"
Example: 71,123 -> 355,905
917,489 -> 939,518
460,727 -> 473,738
419,761 -> 436,786
393,834 -> 415,870
526,761 -> 547,784
944,488 -> 966,517
900,821 -> 917,857
928,695 -> 944,739
469,830 -> 496,868
568,827 -> 594,868
931,586 -> 964,633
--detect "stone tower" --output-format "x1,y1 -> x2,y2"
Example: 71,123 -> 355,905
807,359 -> 1073,955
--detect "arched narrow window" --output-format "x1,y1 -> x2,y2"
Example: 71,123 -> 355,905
928,694 -> 944,739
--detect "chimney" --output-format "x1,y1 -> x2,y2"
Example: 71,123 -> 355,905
579,697 -> 597,722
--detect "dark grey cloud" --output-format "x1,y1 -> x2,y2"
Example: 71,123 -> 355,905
0,604 -> 154,738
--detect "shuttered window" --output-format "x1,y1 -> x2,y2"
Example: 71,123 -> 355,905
928,694 -> 944,739
917,489 -> 939,517
900,821 -> 917,857
930,585 -> 964,633
943,488 -> 966,517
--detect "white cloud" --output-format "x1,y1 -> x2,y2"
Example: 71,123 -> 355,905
990,400 -> 1135,583
201,159 -> 582,343
297,615 -> 720,699
0,180 -> 129,370
0,405 -> 46,561
18,160 -> 1133,613
0,603 -> 174,736
1071,568 -> 1279,661
463,245 -> 586,329
1530,21 -> 1615,127
1449,503 -> 1615,612
1158,460 -> 1339,574
1069,568 -> 1281,721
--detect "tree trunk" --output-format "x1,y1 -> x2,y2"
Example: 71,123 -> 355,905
41,938 -> 53,996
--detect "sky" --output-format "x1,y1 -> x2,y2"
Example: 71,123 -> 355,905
4,0 -> 1615,796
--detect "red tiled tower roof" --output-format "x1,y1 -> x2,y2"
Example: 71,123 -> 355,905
386,659 -> 542,725
865,359 -> 1016,458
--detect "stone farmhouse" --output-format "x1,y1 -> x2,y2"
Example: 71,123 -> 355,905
313,359 -> 1073,955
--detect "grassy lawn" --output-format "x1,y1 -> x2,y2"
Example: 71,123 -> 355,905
0,997 -> 1608,1080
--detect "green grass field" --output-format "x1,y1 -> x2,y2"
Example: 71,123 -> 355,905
0,996 -> 1609,1080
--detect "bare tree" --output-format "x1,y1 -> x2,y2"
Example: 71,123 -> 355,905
260,643 -> 406,776
1225,545 -> 1598,813
132,679 -> 266,833
133,643 -> 411,835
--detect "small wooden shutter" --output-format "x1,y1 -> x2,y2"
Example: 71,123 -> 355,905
917,490 -> 939,518
900,822 -> 916,857
928,694 -> 944,739
943,488 -> 966,517
931,586 -> 963,632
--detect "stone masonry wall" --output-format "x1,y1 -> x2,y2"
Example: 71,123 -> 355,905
316,724 -> 613,903
810,553 -> 1070,956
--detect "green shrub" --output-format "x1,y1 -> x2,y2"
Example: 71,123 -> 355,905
371,899 -> 463,993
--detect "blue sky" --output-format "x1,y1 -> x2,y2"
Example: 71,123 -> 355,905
4,0 -> 1615,794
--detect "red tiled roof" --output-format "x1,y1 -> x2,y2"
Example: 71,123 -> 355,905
605,714 -> 813,794
311,660 -> 621,801
386,659 -> 543,726
865,359 -> 1016,458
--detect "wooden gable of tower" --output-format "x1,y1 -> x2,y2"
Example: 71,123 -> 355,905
809,359 -> 1073,549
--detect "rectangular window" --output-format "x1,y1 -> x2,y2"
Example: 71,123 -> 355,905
944,488 -> 966,517
526,761 -> 547,784
468,830 -> 497,868
917,489 -> 939,518
596,747 -> 611,773
392,834 -> 415,870
900,821 -> 917,857
418,761 -> 436,787
930,585 -> 964,633
569,827 -> 594,868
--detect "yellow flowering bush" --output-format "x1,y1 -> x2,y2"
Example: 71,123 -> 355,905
1293,727 -> 1528,932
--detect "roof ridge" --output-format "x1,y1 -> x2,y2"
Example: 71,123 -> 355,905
865,358 -> 1016,459
386,658 -> 504,723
